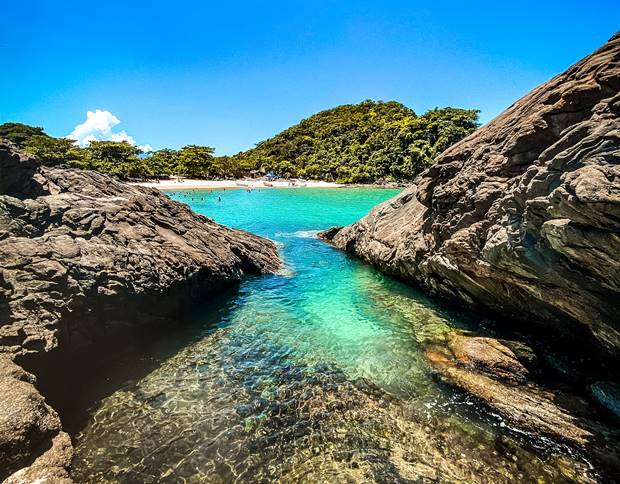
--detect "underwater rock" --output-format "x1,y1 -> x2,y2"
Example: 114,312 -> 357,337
591,381 -> 620,419
426,335 -> 595,447
321,33 -> 620,360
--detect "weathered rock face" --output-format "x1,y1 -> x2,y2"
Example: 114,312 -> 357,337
323,33 -> 620,359
0,142 -> 281,480
0,143 -> 281,357
0,356 -> 72,482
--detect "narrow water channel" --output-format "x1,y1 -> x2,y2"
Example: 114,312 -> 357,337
70,188 -> 598,482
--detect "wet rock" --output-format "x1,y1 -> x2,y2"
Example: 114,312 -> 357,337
72,356 -> 600,483
446,334 -> 530,384
321,33 -> 620,360
497,339 -> 538,370
591,381 -> 620,419
426,335 -> 594,447
319,226 -> 342,240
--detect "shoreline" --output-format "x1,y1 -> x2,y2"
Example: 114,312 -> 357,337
130,179 -> 406,190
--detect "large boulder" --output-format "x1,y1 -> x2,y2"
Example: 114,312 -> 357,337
0,143 -> 281,356
0,142 -> 281,479
322,33 -> 620,360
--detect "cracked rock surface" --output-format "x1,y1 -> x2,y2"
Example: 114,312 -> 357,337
0,143 -> 281,357
323,33 -> 620,360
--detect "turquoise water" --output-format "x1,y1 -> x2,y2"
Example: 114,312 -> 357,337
70,188 -> 596,483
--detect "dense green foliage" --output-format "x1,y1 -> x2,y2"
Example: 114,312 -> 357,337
74,141 -> 149,177
0,123 -> 48,146
0,101 -> 478,182
231,101 -> 479,182
22,135 -> 86,166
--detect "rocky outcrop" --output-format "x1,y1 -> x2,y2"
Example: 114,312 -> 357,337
322,33 -> 620,360
426,335 -> 594,446
444,334 -> 534,384
426,333 -> 620,470
0,142 -> 281,480
0,143 -> 281,357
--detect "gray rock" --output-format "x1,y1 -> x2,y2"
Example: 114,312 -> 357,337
0,142 -> 281,356
322,33 -> 620,359
0,142 -> 281,480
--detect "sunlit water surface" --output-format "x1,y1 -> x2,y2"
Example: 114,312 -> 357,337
71,188 -> 597,483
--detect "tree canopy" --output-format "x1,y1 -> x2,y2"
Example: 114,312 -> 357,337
23,135 -> 85,166
0,100 -> 479,182
0,123 -> 49,146
230,101 -> 480,182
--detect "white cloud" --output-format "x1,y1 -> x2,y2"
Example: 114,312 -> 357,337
109,130 -> 136,145
67,109 -> 151,151
67,110 -> 119,146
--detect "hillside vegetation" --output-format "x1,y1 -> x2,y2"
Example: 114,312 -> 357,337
0,101 -> 479,183
232,101 -> 479,182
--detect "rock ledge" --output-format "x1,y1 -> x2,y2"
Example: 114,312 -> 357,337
0,143 -> 281,480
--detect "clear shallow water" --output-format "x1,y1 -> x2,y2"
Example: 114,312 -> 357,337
71,188 -> 597,483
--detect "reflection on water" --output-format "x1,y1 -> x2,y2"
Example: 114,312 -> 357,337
71,189 -> 598,482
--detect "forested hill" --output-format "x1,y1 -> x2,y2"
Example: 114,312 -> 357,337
232,100 -> 480,182
0,100 -> 479,183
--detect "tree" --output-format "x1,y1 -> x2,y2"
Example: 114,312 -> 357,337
229,101 -> 480,183
84,141 -> 146,178
419,107 -> 480,157
145,149 -> 179,177
177,145 -> 215,178
2,102 -> 480,183
23,135 -> 86,167
0,122 -> 48,146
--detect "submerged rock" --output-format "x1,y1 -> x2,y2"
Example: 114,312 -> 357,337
321,33 -> 620,360
591,381 -> 620,419
71,335 -> 600,483
427,334 -> 600,449
0,142 -> 281,480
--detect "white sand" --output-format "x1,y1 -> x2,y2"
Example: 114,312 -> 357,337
131,179 -> 343,190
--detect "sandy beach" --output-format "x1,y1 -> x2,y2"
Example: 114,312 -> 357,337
131,179 -> 343,190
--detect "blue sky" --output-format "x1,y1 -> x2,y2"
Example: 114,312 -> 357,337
2,1 -> 619,155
